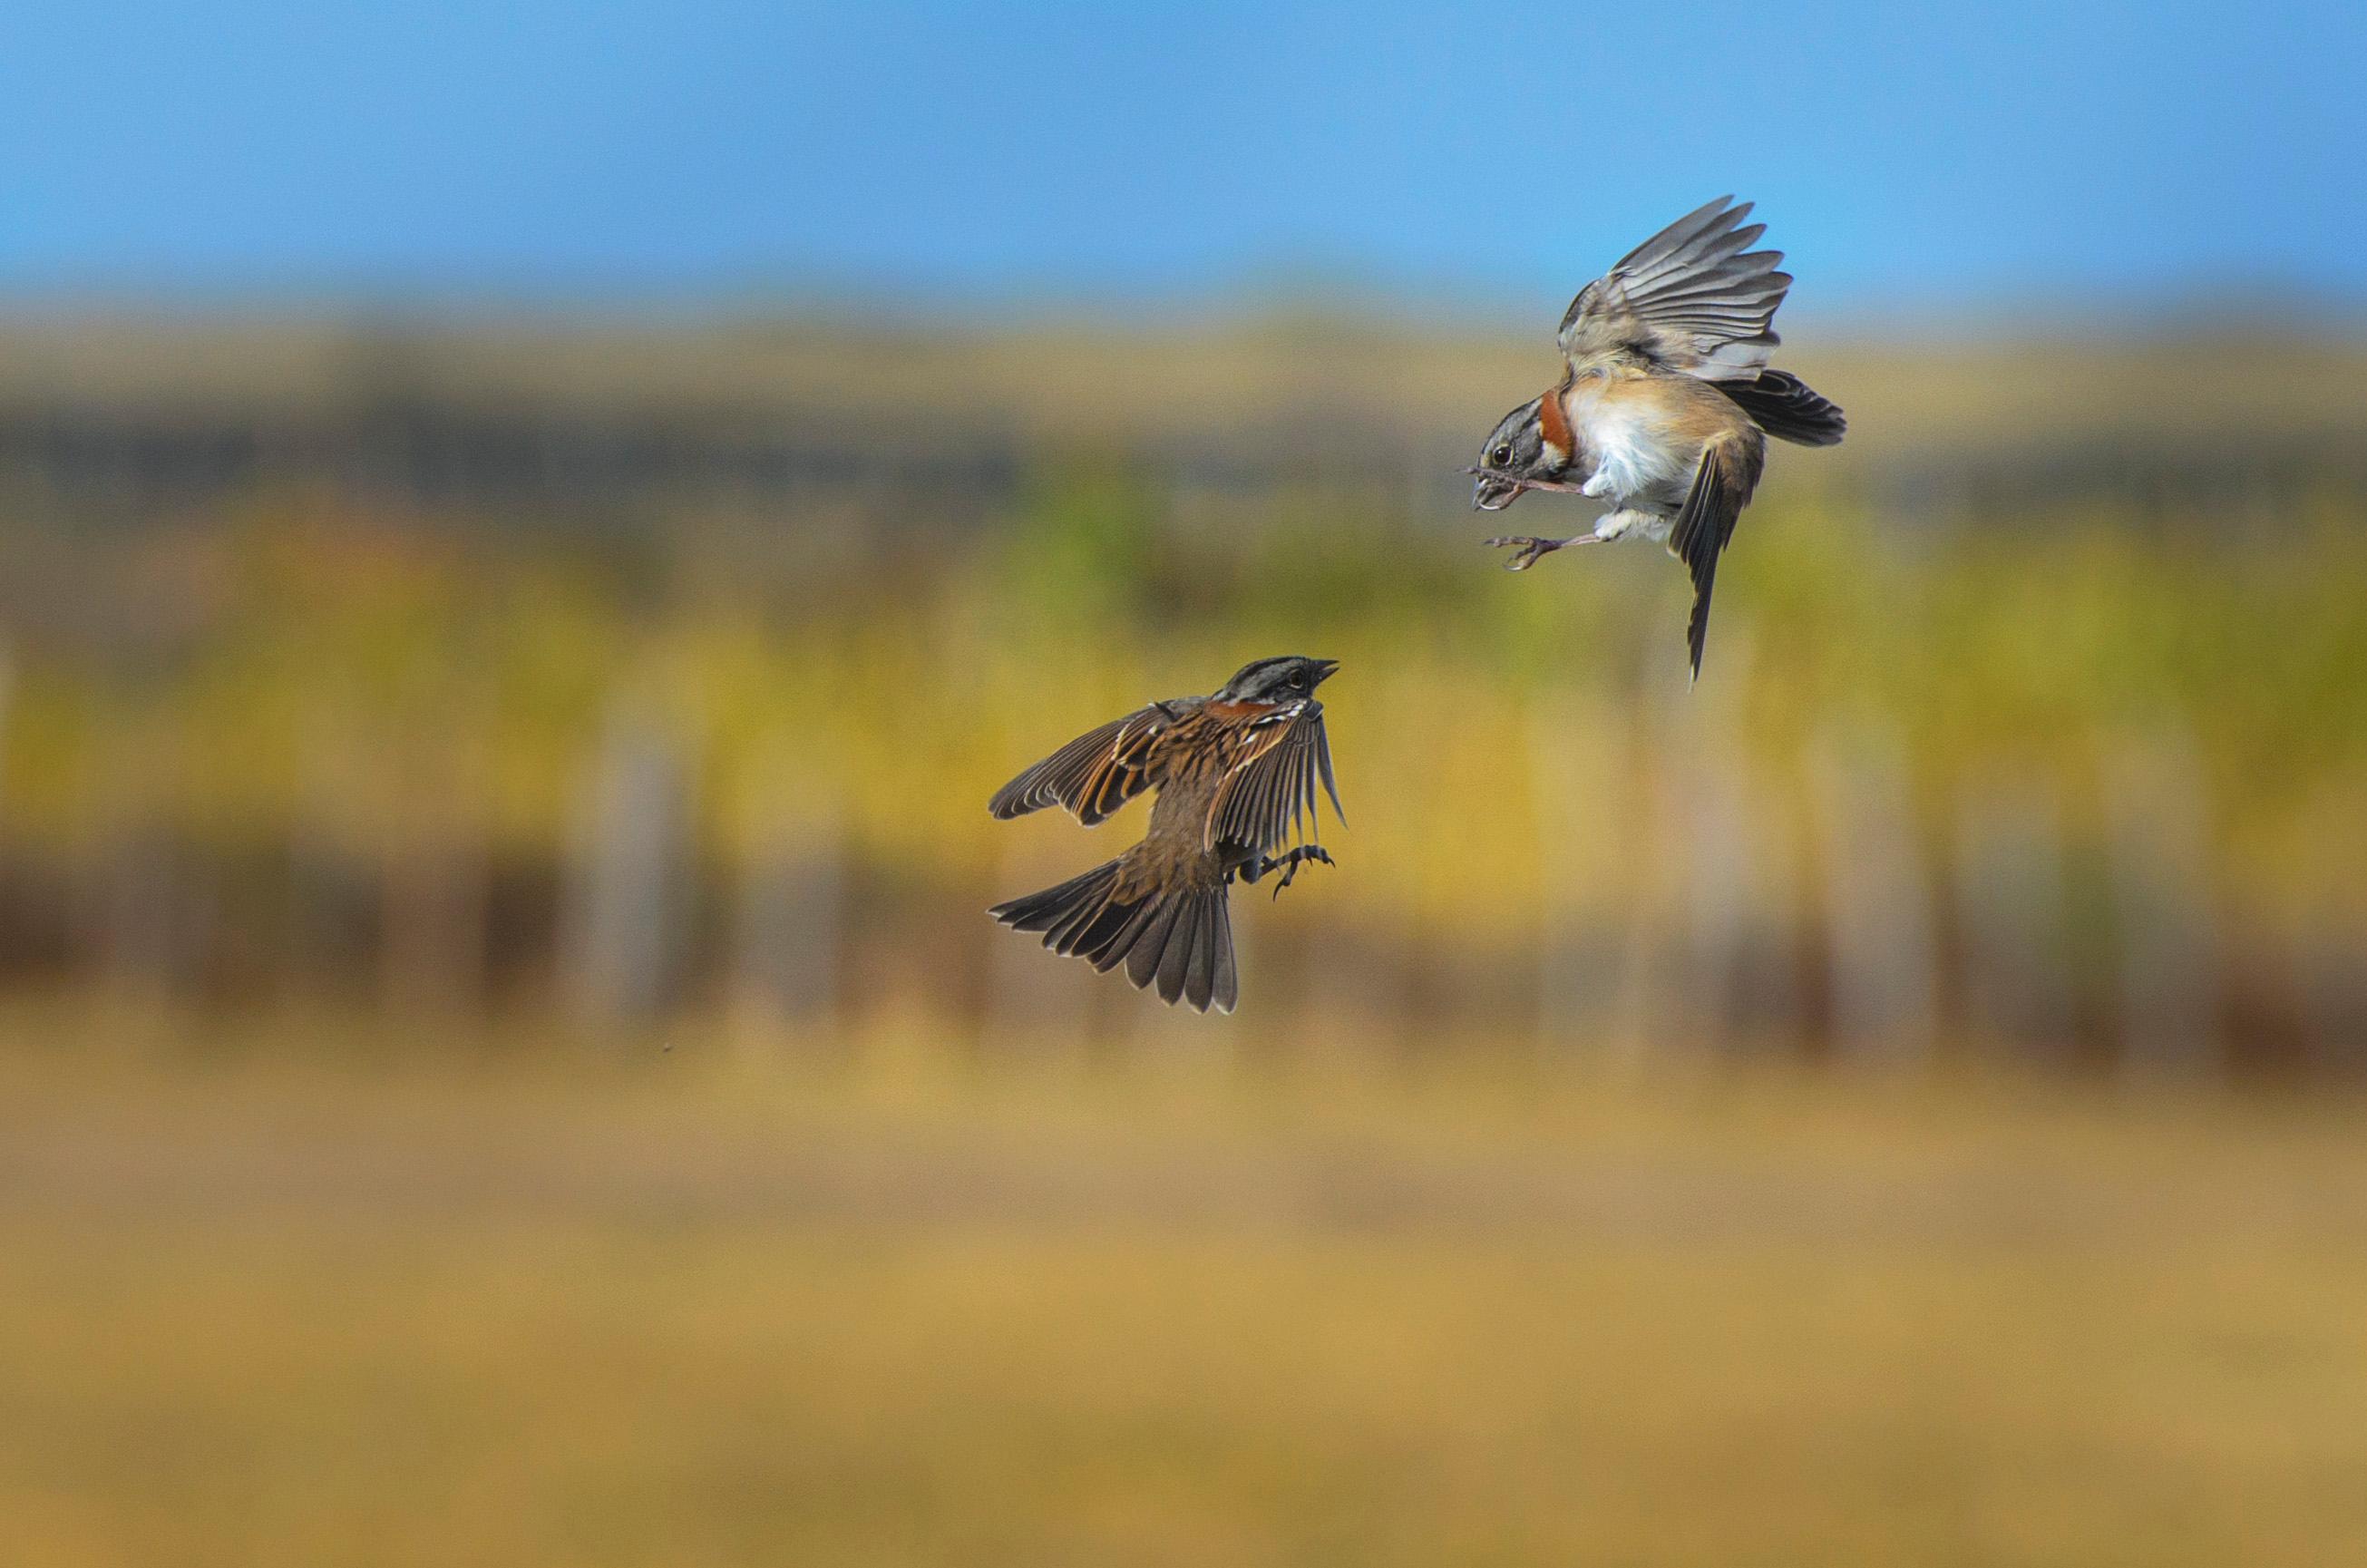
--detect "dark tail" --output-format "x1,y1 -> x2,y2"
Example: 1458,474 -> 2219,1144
989,860 -> 1238,1014
1723,370 -> 1846,446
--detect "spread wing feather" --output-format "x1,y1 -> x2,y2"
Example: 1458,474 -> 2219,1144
1671,435 -> 1765,682
989,702 -> 1184,826
1556,196 -> 1795,383
1205,705 -> 1343,856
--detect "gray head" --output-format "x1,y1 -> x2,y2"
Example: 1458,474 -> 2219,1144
1216,656 -> 1339,706
1469,394 -> 1565,511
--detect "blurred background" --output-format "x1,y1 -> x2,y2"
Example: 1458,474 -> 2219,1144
5,3 -> 2367,1563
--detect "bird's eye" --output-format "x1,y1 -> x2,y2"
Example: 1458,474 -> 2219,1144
1491,444 -> 1513,466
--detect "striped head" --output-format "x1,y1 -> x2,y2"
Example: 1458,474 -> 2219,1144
1469,389 -> 1576,511
1216,656 -> 1339,712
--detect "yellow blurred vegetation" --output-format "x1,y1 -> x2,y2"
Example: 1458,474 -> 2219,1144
2,450 -> 2362,1054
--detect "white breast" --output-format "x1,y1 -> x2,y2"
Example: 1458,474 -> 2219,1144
1569,385 -> 1687,507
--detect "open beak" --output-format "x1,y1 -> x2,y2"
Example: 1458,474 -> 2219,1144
1466,466 -> 1524,511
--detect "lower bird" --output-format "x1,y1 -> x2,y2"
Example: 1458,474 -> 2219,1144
1467,195 -> 1846,679
987,656 -> 1343,1014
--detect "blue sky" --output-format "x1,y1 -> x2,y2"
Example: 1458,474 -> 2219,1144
4,1 -> 2362,315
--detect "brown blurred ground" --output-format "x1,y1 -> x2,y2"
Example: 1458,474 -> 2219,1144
5,1017 -> 2367,1568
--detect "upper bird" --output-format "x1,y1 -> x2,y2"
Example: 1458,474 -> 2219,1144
1468,197 -> 1845,680
986,655 -> 1343,1015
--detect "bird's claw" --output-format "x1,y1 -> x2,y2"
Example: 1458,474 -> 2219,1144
1272,844 -> 1334,900
1485,535 -> 1571,571
1248,844 -> 1335,901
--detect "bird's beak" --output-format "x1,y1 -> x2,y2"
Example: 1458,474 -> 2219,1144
1310,658 -> 1340,685
1466,466 -> 1524,512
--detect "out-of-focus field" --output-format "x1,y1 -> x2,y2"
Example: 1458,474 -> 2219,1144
6,1018 -> 2367,1568
3,317 -> 2365,1563
10,314 -> 2367,453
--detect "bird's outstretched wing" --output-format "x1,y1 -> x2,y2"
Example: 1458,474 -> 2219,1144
1558,197 -> 1792,383
1206,704 -> 1344,856
1671,433 -> 1765,682
989,702 -> 1186,825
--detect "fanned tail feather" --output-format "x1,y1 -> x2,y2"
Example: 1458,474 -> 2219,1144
989,861 -> 1237,1014
1722,370 -> 1846,446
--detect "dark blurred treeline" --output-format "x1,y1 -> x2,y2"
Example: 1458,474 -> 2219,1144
0,316 -> 2362,1076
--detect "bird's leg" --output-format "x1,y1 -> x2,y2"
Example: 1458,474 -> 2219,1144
1586,508 -> 1660,544
1266,844 -> 1332,900
1238,844 -> 1335,900
1484,534 -> 1597,570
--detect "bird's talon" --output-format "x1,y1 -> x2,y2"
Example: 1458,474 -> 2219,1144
1261,844 -> 1335,901
1487,535 -> 1567,572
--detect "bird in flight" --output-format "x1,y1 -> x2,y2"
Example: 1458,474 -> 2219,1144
1467,196 -> 1846,679
987,656 -> 1343,1014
